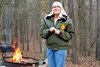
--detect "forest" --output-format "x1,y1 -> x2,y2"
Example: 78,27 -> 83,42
0,0 -> 100,67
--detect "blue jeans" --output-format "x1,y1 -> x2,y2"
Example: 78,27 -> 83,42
47,48 -> 67,67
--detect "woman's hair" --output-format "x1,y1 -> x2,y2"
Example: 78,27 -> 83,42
45,1 -> 69,19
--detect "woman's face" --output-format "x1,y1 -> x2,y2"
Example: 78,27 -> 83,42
52,5 -> 61,15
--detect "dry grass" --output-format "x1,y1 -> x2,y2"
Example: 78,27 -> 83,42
42,55 -> 100,67
66,55 -> 100,67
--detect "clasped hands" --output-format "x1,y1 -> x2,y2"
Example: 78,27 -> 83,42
50,27 -> 60,35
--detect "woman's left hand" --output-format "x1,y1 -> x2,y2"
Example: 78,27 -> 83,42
55,29 -> 60,35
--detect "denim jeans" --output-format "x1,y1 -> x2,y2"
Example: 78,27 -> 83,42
47,48 -> 67,67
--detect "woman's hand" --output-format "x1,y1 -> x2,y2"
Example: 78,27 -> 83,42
55,29 -> 60,35
50,27 -> 60,34
50,27 -> 56,32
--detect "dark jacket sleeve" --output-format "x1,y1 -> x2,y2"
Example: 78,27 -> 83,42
40,19 -> 52,39
58,19 -> 74,41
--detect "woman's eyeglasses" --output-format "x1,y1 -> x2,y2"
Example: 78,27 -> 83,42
52,6 -> 60,8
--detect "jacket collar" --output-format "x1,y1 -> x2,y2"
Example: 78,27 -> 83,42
46,14 -> 67,22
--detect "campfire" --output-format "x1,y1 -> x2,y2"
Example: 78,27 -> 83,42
10,35 -> 22,63
9,47 -> 36,64
8,36 -> 37,64
1,36 -> 39,67
10,47 -> 22,62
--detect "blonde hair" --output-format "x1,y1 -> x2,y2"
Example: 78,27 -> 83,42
45,1 -> 69,18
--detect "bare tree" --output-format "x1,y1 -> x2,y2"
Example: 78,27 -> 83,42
96,0 -> 100,60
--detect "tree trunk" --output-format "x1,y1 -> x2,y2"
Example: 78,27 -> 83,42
96,0 -> 100,60
0,0 -> 3,41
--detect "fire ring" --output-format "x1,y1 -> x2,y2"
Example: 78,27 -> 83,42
2,56 -> 39,67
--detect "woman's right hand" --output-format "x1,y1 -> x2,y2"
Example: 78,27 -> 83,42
50,27 -> 56,32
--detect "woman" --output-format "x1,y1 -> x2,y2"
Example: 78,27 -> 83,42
40,1 -> 74,67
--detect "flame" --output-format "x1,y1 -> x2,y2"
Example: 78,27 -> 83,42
10,35 -> 23,62
11,48 -> 22,62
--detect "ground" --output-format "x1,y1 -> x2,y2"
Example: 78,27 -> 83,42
0,52 -> 99,67
39,55 -> 100,67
